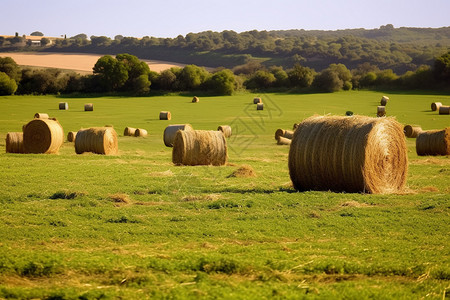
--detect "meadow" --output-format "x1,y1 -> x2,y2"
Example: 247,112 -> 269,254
0,91 -> 449,299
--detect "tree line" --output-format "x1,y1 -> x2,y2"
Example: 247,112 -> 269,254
0,51 -> 449,96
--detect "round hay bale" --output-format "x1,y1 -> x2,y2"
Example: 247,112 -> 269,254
275,129 -> 294,140
438,105 -> 450,115
403,125 -> 423,138
84,103 -> 93,111
160,111 -> 171,120
172,130 -> 227,166
277,136 -> 292,145
135,128 -> 148,137
192,96 -> 199,103
380,96 -> 389,106
5,132 -> 24,153
163,124 -> 193,147
34,113 -> 49,119
416,128 -> 450,156
217,125 -> 232,138
377,106 -> 386,117
123,127 -> 137,136
431,102 -> 442,111
253,97 -> 262,104
288,115 -> 408,194
23,118 -> 64,154
59,102 -> 68,110
75,127 -> 118,155
67,131 -> 77,142
257,103 -> 264,111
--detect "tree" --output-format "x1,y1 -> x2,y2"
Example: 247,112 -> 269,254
93,55 -> 128,91
0,72 -> 17,95
131,74 -> 151,95
0,57 -> 21,82
433,51 -> 450,83
116,53 -> 150,92
30,31 -> 44,36
313,69 -> 343,92
245,70 -> 276,90
207,69 -> 236,95
40,38 -> 50,46
176,65 -> 210,90
287,64 -> 315,88
270,66 -> 289,87
157,69 -> 177,90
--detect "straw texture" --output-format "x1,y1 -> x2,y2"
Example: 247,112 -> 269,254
403,125 -> 423,138
172,130 -> 227,166
439,105 -> 450,115
217,125 -> 232,138
23,118 -> 64,154
160,111 -> 171,120
135,128 -> 148,137
288,115 -> 408,194
123,127 -> 137,136
275,129 -> 294,140
163,124 -> 193,147
431,102 -> 442,111
67,131 -> 77,142
5,132 -> 24,153
277,136 -> 292,145
75,127 -> 118,155
416,128 -> 450,156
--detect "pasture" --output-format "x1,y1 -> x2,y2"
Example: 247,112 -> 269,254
0,91 -> 449,299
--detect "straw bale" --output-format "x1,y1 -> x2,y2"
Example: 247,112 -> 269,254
172,130 -> 227,166
67,131 -> 77,142
257,103 -> 264,110
23,118 -> 64,154
275,129 -> 294,140
253,97 -> 262,104
75,127 -> 118,155
135,128 -> 148,137
293,123 -> 300,130
288,115 -> 408,194
217,125 -> 232,138
160,111 -> 171,120
123,127 -> 137,136
192,96 -> 199,103
431,102 -> 442,111
416,128 -> 450,156
84,103 -> 93,111
403,125 -> 423,138
5,132 -> 24,153
380,96 -> 389,106
439,105 -> 450,115
34,113 -> 49,119
377,106 -> 386,117
163,124 -> 193,147
277,136 -> 292,145
59,102 -> 68,110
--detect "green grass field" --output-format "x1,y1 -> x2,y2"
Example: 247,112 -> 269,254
0,91 -> 449,299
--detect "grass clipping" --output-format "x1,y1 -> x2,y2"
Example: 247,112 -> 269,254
75,127 -> 118,155
23,118 -> 64,154
288,115 -> 408,194
172,130 -> 227,166
416,128 -> 450,156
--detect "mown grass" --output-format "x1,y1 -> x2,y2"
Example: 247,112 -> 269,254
0,91 -> 449,299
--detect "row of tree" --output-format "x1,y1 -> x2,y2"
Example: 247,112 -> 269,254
0,52 -> 449,96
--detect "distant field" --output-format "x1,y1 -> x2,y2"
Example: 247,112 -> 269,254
0,52 -> 186,74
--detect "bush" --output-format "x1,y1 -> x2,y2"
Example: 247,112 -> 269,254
0,72 -> 17,95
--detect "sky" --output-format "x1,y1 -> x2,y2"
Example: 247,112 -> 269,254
1,0 -> 449,38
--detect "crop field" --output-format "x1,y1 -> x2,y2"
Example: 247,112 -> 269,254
0,91 -> 449,299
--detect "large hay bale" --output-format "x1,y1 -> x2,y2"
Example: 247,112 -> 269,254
253,97 -> 262,104
163,124 -> 193,147
380,96 -> 389,106
431,102 -> 442,111
123,127 -> 137,136
277,136 -> 291,145
67,131 -> 77,142
377,106 -> 386,117
288,115 -> 408,194
84,103 -> 93,111
403,125 -> 423,138
172,130 -> 227,166
5,132 -> 24,153
217,125 -> 232,138
135,128 -> 148,137
160,111 -> 171,120
192,96 -> 199,103
257,103 -> 264,110
275,129 -> 294,140
416,128 -> 450,156
439,105 -> 450,115
34,113 -> 49,119
23,118 -> 64,154
75,127 -> 118,155
59,102 -> 68,110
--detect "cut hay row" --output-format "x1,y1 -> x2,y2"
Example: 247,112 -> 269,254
217,125 -> 232,138
416,127 -> 450,156
439,105 -> 450,115
288,115 -> 408,194
403,125 -> 423,138
172,130 -> 227,166
160,111 -> 171,120
23,118 -> 64,154
5,132 -> 24,153
75,127 -> 118,155
163,124 -> 193,147
67,131 -> 77,142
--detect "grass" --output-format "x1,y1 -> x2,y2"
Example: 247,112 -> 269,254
0,91 -> 449,299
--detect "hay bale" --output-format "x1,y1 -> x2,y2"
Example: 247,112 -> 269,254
403,125 -> 423,138
5,132 -> 24,153
288,115 -> 408,194
253,97 -> 262,104
192,96 -> 199,103
23,118 -> 64,154
172,130 -> 227,166
84,103 -> 93,111
163,124 -> 193,147
217,125 -> 232,138
431,102 -> 442,111
293,123 -> 300,130
67,131 -> 77,142
59,102 -> 68,110
123,127 -> 137,136
416,128 -> 450,156
377,106 -> 386,117
277,136 -> 292,145
75,127 -> 118,155
257,103 -> 264,110
160,111 -> 171,120
380,96 -> 389,106
438,105 -> 450,115
34,113 -> 49,119
135,128 -> 148,137
275,129 -> 294,140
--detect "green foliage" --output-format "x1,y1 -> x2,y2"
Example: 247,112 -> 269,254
0,72 -> 17,95
313,69 -> 343,92
176,65 -> 210,90
207,69 -> 236,95
93,55 -> 128,92
17,68 -> 69,95
287,64 -> 315,88
30,31 -> 44,36
433,51 -> 450,83
0,56 -> 22,82
245,70 -> 276,90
